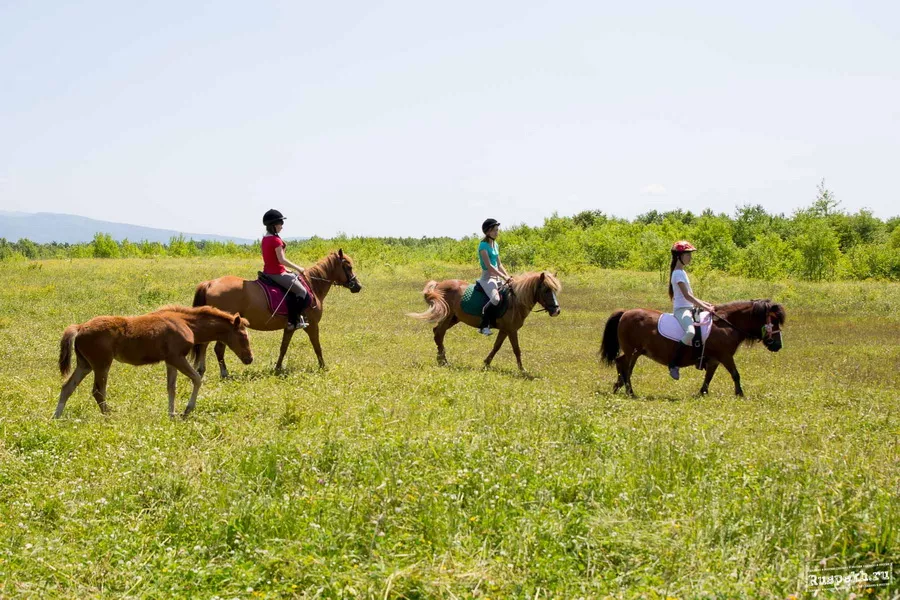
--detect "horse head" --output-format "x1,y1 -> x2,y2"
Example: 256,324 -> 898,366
535,272 -> 562,317
756,301 -> 786,352
335,249 -> 362,293
226,314 -> 254,364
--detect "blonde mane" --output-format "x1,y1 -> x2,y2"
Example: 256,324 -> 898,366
509,271 -> 561,315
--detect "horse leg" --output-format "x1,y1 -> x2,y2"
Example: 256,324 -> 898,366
433,321 -> 453,366
53,356 -> 91,418
623,351 -> 640,397
698,359 -> 720,395
718,355 -> 744,396
304,322 -> 325,369
275,328 -> 295,373
168,355 -> 203,418
613,355 -> 628,393
167,363 -> 178,417
507,330 -> 524,371
483,331 -> 508,367
214,342 -> 229,379
194,343 -> 208,377
91,362 -> 112,414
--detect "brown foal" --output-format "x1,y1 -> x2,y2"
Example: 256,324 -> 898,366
55,305 -> 253,418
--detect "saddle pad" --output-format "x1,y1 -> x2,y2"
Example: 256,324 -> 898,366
254,280 -> 289,316
658,311 -> 713,343
460,283 -> 509,318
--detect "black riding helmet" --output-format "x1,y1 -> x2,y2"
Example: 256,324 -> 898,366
482,218 -> 500,234
263,209 -> 286,226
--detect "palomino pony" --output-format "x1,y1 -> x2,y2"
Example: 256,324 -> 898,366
600,300 -> 785,397
192,249 -> 361,376
55,305 -> 253,419
409,272 -> 561,371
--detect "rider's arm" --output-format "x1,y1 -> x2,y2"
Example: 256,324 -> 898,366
496,257 -> 512,281
275,246 -> 305,274
677,282 -> 714,311
480,249 -> 506,278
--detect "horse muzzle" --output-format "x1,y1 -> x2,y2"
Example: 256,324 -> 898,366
763,339 -> 782,352
350,283 -> 362,294
550,307 -> 561,317
242,355 -> 254,365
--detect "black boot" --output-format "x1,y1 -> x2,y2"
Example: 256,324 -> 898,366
479,303 -> 496,335
668,342 -> 688,380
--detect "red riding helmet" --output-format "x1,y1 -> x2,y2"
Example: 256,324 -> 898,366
671,240 -> 697,253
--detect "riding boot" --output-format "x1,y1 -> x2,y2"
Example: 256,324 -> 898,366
668,342 -> 688,380
286,294 -> 301,330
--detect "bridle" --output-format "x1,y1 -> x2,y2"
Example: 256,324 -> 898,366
305,261 -> 359,290
530,282 -> 560,314
709,306 -> 782,348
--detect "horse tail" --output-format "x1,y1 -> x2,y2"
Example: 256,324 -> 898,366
192,281 -> 210,307
190,282 -> 213,361
600,310 -> 624,365
59,325 -> 79,376
407,281 -> 450,323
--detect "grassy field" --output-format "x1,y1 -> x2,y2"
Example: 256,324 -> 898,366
0,257 -> 897,598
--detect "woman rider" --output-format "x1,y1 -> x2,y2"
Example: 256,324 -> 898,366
478,218 -> 513,336
261,209 -> 310,331
668,240 -> 715,379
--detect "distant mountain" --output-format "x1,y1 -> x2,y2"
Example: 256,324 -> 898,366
0,212 -> 255,244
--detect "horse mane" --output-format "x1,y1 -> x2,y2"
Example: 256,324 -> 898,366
509,271 -> 561,315
715,299 -> 786,341
306,251 -> 350,281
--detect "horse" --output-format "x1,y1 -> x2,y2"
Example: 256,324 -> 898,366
599,300 -> 785,397
55,305 -> 253,419
408,271 -> 561,371
191,249 -> 361,376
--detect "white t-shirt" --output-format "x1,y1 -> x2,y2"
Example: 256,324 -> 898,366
671,269 -> 693,309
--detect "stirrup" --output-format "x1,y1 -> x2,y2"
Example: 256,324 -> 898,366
668,366 -> 680,380
286,317 -> 309,331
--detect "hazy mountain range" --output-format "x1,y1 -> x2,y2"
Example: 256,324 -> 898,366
0,211 -> 256,244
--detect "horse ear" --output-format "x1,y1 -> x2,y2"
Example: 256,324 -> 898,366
338,248 -> 344,258
540,272 -> 546,282
233,314 -> 242,328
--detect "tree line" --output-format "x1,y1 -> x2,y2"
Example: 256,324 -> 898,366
3,183 -> 898,281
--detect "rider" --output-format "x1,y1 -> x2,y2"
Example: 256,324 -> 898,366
478,218 -> 513,336
668,240 -> 716,380
261,209 -> 309,331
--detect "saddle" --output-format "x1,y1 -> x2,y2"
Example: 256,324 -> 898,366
255,272 -> 316,317
658,309 -> 713,369
460,281 -> 511,324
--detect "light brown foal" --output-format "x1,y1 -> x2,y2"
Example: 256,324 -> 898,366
55,305 -> 253,418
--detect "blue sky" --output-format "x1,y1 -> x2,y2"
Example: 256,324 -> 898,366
1,1 -> 898,238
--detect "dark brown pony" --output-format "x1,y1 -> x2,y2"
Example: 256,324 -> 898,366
600,300 -> 785,396
409,272 -> 561,371
192,249 -> 361,376
55,305 -> 253,419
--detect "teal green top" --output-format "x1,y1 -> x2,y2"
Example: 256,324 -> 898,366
478,240 -> 499,270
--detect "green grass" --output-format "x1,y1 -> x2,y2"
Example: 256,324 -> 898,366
0,258 -> 897,598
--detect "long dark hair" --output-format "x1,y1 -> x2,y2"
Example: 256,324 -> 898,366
668,251 -> 680,299
265,222 -> 282,236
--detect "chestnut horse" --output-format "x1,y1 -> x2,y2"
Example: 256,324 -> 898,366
192,249 -> 361,376
600,300 -> 785,397
55,305 -> 253,419
409,272 -> 561,371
